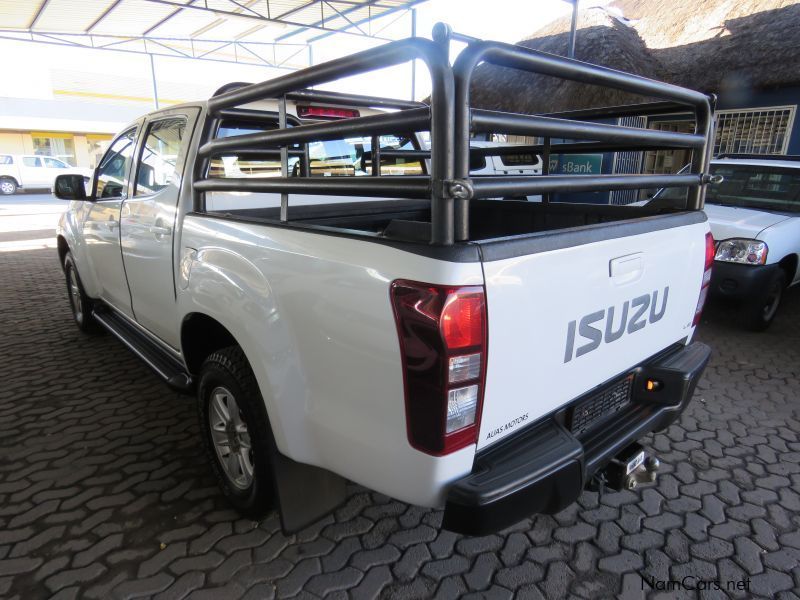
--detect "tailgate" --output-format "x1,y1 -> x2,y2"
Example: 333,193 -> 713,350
476,217 -> 709,450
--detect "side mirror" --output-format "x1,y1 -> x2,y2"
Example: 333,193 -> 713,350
54,174 -> 88,200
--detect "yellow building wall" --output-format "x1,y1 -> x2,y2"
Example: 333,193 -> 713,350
0,130 -> 111,168
0,132 -> 26,155
74,135 -> 90,169
21,134 -> 35,155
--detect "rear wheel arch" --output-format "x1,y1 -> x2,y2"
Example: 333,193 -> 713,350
181,313 -> 240,376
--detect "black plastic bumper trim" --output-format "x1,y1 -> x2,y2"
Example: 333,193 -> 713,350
442,341 -> 711,535
709,261 -> 779,300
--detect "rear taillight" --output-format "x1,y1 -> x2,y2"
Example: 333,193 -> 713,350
390,280 -> 487,456
693,231 -> 714,326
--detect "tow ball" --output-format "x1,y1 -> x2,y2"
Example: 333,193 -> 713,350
590,443 -> 660,492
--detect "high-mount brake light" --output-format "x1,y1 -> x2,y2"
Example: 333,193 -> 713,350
693,231 -> 714,326
297,106 -> 360,119
390,281 -> 487,456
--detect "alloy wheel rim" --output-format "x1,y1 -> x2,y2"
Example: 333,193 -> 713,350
0,181 -> 13,194
67,268 -> 83,322
209,386 -> 254,490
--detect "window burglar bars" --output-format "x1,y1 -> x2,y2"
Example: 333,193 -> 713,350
714,106 -> 796,156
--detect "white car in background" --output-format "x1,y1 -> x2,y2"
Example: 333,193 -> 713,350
0,154 -> 93,195
653,154 -> 800,330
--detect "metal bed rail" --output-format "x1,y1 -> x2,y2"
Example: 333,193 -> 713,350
195,36 -> 455,243
451,39 -> 714,241
194,26 -> 715,246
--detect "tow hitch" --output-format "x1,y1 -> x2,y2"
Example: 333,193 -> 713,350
590,443 -> 660,492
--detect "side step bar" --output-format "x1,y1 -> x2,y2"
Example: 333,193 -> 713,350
92,308 -> 194,394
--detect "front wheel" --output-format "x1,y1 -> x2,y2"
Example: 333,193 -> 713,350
0,178 -> 17,195
742,270 -> 785,331
198,346 -> 274,519
63,252 -> 101,334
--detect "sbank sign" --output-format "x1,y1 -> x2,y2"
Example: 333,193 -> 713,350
549,153 -> 603,175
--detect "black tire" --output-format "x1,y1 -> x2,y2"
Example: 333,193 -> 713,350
198,346 -> 274,519
741,269 -> 786,331
0,177 -> 17,195
63,252 -> 102,334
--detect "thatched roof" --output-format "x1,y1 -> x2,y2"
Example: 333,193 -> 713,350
470,0 -> 800,114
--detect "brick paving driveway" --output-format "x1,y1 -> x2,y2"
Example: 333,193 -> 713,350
1,247 -> 799,600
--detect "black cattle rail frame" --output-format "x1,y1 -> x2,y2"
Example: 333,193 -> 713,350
193,22 -> 715,246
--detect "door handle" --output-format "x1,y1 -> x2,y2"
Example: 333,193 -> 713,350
149,225 -> 171,237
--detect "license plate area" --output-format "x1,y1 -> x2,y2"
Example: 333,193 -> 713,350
568,374 -> 634,436
625,449 -> 645,475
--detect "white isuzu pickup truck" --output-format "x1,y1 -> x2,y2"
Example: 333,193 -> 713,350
54,28 -> 713,535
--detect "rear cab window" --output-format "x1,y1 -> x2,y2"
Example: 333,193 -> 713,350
0,155 -> 12,165
22,157 -> 42,167
205,115 -> 425,212
209,121 -> 423,179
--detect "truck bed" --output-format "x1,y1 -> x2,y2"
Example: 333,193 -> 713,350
209,199 -> 674,244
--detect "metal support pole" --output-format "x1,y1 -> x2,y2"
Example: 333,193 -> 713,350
302,143 -> 311,177
410,8 -> 417,101
542,136 -> 551,203
567,0 -> 578,59
279,95 -> 288,221
371,134 -> 381,176
149,53 -> 159,109
308,44 -> 313,67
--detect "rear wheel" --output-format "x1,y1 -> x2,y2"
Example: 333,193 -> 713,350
63,252 -> 101,334
742,270 -> 785,331
198,346 -> 274,519
0,178 -> 17,195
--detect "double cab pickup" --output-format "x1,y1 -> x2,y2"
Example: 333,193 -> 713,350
55,29 -> 713,534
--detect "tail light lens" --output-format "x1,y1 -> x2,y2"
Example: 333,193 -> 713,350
391,280 -> 487,455
693,231 -> 714,326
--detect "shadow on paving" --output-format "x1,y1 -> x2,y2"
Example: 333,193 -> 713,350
0,248 -> 798,599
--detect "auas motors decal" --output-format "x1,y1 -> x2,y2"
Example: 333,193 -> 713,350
486,413 -> 529,440
564,287 -> 669,363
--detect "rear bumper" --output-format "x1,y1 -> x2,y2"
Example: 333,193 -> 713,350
442,341 -> 711,535
709,261 -> 779,300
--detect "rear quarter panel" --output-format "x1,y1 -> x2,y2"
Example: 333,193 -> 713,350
178,216 -> 484,506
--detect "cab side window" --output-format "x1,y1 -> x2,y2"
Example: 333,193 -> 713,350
96,128 -> 137,199
135,118 -> 186,196
23,157 -> 42,168
44,157 -> 68,168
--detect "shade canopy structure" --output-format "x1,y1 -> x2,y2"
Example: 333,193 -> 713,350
0,0 -> 426,69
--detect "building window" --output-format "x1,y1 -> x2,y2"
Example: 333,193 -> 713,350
714,106 -> 796,156
31,133 -> 77,166
86,135 -> 113,170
